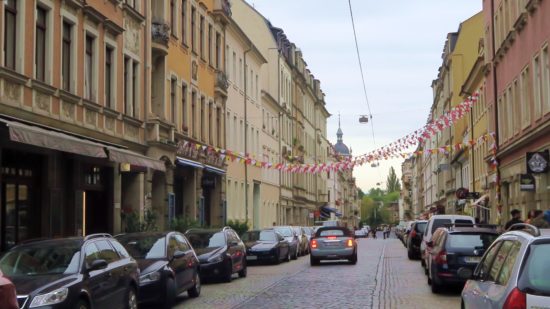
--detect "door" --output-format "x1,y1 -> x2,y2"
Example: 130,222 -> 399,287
485,241 -> 522,308
84,242 -> 115,309
175,234 -> 196,289
168,234 -> 188,290
95,239 -> 126,307
227,231 -> 243,272
463,241 -> 502,308
253,183 -> 260,229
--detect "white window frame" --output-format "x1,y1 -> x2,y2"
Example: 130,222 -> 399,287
84,25 -> 99,102
35,0 -> 54,84
104,36 -> 118,110
60,9 -> 78,93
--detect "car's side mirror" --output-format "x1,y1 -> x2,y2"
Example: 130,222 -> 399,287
87,259 -> 108,272
172,250 -> 186,260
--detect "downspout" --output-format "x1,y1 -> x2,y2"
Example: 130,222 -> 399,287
490,0 -> 501,224
244,48 -> 251,223
276,49 -> 282,225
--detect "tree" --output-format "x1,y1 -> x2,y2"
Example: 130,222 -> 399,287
358,188 -> 365,199
386,167 -> 401,193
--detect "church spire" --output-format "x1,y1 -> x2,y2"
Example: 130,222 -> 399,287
337,113 -> 343,142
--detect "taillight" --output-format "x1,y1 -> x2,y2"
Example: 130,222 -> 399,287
435,250 -> 447,265
347,239 -> 353,247
327,236 -> 337,240
311,239 -> 318,249
410,230 -> 417,239
503,288 -> 526,309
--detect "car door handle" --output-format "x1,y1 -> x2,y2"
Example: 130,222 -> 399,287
107,272 -> 113,278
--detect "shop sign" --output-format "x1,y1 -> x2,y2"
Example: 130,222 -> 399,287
520,174 -> 536,192
527,150 -> 549,174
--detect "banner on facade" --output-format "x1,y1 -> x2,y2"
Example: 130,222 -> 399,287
526,150 -> 549,174
520,174 -> 536,192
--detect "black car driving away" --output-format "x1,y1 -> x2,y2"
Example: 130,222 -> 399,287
426,226 -> 499,293
0,234 -> 139,309
185,227 -> 247,282
116,232 -> 201,308
407,220 -> 428,260
241,229 -> 291,264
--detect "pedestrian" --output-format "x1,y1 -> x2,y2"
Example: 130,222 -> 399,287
383,225 -> 389,239
526,210 -> 537,224
531,210 -> 550,229
504,209 -> 523,230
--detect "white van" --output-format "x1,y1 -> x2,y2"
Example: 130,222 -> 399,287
420,214 -> 475,270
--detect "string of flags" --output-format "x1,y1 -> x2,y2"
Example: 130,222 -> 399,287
176,93 -> 486,174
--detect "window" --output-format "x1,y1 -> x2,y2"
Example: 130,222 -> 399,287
62,21 -> 72,91
209,102 -> 213,144
200,96 -> 205,141
191,91 -> 197,138
96,240 -> 120,264
191,7 -> 196,52
534,55 -> 542,119
232,52 -> 237,81
208,24 -> 212,64
216,108 -> 221,147
215,32 -> 221,69
543,46 -> 550,114
85,35 -> 95,100
182,83 -> 188,131
84,243 -> 100,268
521,67 -> 531,127
518,242 -> 550,294
35,6 -> 47,82
181,0 -> 187,45
496,241 -> 521,285
105,46 -> 114,108
4,0 -> 17,70
124,57 -> 130,114
132,62 -> 139,117
199,15 -> 204,58
239,58 -> 243,88
488,241 -> 514,282
170,78 -> 177,124
170,0 -> 176,36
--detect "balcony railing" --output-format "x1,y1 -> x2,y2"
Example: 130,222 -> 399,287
213,0 -> 231,24
216,71 -> 229,91
151,20 -> 170,45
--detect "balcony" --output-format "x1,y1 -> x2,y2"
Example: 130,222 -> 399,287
212,0 -> 231,25
215,71 -> 229,98
151,20 -> 170,55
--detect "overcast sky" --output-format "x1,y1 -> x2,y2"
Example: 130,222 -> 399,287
245,0 -> 482,192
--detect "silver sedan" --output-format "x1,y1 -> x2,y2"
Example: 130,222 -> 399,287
310,227 -> 357,265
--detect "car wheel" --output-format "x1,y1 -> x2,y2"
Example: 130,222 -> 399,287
407,249 -> 415,260
238,262 -> 247,278
223,262 -> 233,283
163,277 -> 177,309
274,249 -> 281,265
431,280 -> 441,294
310,255 -> 320,266
76,299 -> 90,309
349,253 -> 358,265
188,272 -> 201,298
126,287 -> 138,309
292,247 -> 298,260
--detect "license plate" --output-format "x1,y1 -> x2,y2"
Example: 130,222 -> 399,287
324,241 -> 341,246
465,256 -> 481,263
246,255 -> 258,261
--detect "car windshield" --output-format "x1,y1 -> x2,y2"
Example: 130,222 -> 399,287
187,232 -> 226,249
242,231 -> 277,242
447,233 -> 498,250
117,235 -> 166,259
274,228 -> 293,237
319,229 -> 345,237
518,242 -> 550,296
416,222 -> 427,233
0,244 -> 81,276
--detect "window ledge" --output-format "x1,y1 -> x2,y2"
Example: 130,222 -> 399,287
123,114 -> 144,127
31,79 -> 57,96
103,107 -> 121,118
122,3 -> 146,23
83,99 -> 102,112
59,89 -> 81,104
0,67 -> 29,85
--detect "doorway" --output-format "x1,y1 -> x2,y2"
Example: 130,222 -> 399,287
253,183 -> 260,229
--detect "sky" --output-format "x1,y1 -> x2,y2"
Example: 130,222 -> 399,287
245,0 -> 482,192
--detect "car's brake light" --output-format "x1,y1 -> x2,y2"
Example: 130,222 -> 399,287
347,239 -> 353,247
435,250 -> 447,265
410,230 -> 417,238
327,236 -> 337,240
503,288 -> 526,309
311,239 -> 318,249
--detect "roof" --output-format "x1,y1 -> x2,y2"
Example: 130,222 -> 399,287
334,141 -> 350,155
429,215 -> 475,220
447,227 -> 499,234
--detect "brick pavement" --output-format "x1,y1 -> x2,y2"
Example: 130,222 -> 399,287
175,236 -> 462,309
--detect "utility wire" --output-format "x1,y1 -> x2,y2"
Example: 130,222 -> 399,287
348,0 -> 376,146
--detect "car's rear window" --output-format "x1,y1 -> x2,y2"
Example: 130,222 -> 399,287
447,233 -> 498,250
431,219 -> 452,233
518,242 -> 550,296
319,230 -> 345,237
415,222 -> 427,233
455,219 -> 474,226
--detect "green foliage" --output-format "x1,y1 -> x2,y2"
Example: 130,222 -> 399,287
122,208 -> 158,233
386,166 -> 401,193
358,189 -> 365,199
226,219 -> 250,236
170,216 -> 201,233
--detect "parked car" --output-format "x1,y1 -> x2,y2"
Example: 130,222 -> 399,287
406,220 -> 428,260
241,229 -> 290,264
354,229 -> 368,238
402,221 -> 415,247
274,226 -> 299,260
0,234 -> 139,309
426,226 -> 499,293
116,232 -> 201,308
0,270 -> 18,309
310,226 -> 357,266
302,227 -> 315,243
462,224 -> 550,308
422,215 -> 475,270
185,227 -> 247,282
293,226 -> 309,256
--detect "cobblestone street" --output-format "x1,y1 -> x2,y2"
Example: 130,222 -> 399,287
175,235 -> 461,309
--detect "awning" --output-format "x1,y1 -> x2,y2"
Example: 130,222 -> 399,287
321,206 -> 342,218
471,194 -> 491,210
7,120 -> 107,158
106,147 -> 166,172
204,164 -> 226,175
176,157 -> 204,169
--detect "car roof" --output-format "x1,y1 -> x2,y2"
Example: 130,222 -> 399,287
447,227 -> 499,234
116,231 -> 169,238
430,215 -> 474,220
11,237 -> 84,249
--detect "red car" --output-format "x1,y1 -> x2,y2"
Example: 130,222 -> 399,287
0,271 -> 18,309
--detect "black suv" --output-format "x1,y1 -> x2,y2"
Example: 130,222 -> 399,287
0,234 -> 139,309
407,220 -> 428,260
185,227 -> 247,282
426,226 -> 499,293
